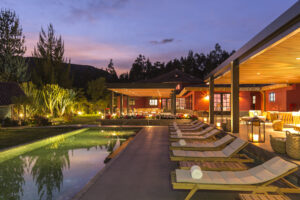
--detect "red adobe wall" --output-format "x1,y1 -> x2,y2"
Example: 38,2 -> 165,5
265,88 -> 287,111
191,91 -> 260,112
117,96 -> 161,109
286,84 -> 300,111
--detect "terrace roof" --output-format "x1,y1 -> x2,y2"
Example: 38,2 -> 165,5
205,1 -> 300,84
107,83 -> 176,98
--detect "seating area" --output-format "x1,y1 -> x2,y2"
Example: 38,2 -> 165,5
169,120 -> 300,200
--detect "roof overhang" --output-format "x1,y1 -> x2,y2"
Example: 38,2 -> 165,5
205,2 -> 300,84
107,83 -> 176,98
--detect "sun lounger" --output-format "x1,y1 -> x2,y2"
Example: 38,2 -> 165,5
170,122 -> 207,132
171,156 -> 300,200
169,129 -> 221,142
179,160 -> 248,171
170,137 -> 253,163
170,126 -> 215,136
169,120 -> 198,127
170,135 -> 235,151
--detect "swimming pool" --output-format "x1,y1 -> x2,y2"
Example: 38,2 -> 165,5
0,127 -> 139,200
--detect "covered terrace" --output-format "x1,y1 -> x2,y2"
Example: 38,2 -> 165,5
205,2 -> 300,134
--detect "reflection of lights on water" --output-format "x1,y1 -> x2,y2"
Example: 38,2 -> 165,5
101,130 -> 104,132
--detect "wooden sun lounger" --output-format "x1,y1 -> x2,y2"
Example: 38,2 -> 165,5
169,120 -> 199,127
170,137 -> 254,163
179,160 -> 248,171
171,156 -> 300,200
169,126 -> 215,136
170,123 -> 208,132
169,129 -> 221,142
169,135 -> 235,151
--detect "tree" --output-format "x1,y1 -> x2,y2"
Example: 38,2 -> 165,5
106,59 -> 118,81
32,24 -> 72,88
0,9 -> 28,82
129,55 -> 147,81
87,77 -> 106,102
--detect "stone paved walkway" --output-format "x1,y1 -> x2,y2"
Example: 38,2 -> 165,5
76,126 -> 238,200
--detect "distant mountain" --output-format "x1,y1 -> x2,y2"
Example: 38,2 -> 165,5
25,57 -> 114,88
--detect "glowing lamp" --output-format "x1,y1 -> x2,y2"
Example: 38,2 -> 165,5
77,111 -> 83,115
19,113 -> 24,117
216,122 -> 221,127
247,117 -> 265,143
184,114 -> 188,118
204,95 -> 209,100
204,118 -> 207,123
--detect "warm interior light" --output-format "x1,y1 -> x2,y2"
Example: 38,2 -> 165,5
257,72 -> 261,75
253,134 -> 259,142
204,95 -> 209,100
204,118 -> 207,122
216,122 -> 221,127
296,58 -> 300,60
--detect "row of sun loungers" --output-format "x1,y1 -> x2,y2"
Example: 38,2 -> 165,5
169,120 -> 300,200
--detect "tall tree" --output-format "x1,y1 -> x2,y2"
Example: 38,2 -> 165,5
0,9 -> 28,82
32,24 -> 72,88
106,59 -> 118,81
129,54 -> 147,81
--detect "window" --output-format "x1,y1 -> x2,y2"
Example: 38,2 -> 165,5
129,98 -> 135,106
269,92 -> 275,102
222,94 -> 231,111
176,98 -> 185,110
214,93 -> 231,112
252,96 -> 256,104
149,99 -> 158,106
185,95 -> 193,110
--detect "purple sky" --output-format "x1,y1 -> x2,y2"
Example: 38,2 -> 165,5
1,0 -> 297,74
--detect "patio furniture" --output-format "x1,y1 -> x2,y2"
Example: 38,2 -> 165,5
272,120 -> 283,131
239,193 -> 290,200
170,134 -> 234,151
286,131 -> 300,160
170,137 -> 253,163
179,161 -> 247,171
171,156 -> 299,200
169,129 -> 221,142
270,135 -> 286,154
170,126 -> 214,136
171,123 -> 207,132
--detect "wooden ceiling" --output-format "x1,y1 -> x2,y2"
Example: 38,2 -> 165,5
109,88 -> 174,98
214,28 -> 300,84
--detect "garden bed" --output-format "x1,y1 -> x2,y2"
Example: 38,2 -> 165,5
100,119 -> 192,126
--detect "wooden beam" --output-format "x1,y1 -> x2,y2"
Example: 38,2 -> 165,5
209,77 -> 214,124
231,59 -> 240,133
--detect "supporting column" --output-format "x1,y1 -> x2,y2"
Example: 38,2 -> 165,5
209,76 -> 214,124
231,59 -> 240,133
171,90 -> 176,115
127,96 -> 130,115
261,91 -> 266,112
110,91 -> 114,114
120,94 -> 123,116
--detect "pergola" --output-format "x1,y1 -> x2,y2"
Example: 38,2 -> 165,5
205,2 -> 300,133
107,83 -> 177,114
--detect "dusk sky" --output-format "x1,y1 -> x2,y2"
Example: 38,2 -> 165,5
0,0 -> 297,74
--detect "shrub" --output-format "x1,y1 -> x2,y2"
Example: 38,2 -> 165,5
1,117 -> 19,127
31,115 -> 51,126
63,113 -> 73,122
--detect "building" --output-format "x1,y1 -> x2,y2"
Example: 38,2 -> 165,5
0,82 -> 25,120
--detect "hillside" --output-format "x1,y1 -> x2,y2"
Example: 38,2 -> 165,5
26,57 -> 114,88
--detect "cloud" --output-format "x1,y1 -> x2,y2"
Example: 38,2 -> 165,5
67,0 -> 129,21
150,38 -> 174,45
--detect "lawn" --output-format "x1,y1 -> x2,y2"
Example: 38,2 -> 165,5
53,115 -> 101,125
0,127 -> 80,150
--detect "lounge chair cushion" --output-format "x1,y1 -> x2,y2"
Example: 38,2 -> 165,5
171,135 -> 234,148
175,157 -> 297,185
170,129 -> 220,139
170,126 -> 214,136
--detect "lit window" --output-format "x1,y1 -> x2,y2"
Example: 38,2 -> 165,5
252,96 -> 256,104
269,92 -> 275,102
176,84 -> 181,90
149,99 -> 158,106
129,98 -> 135,106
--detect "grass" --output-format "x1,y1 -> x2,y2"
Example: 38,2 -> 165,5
0,127 -> 81,150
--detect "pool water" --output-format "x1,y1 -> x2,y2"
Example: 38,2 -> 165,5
0,128 -> 138,200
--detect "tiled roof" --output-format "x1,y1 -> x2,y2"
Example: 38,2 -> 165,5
0,82 -> 25,106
